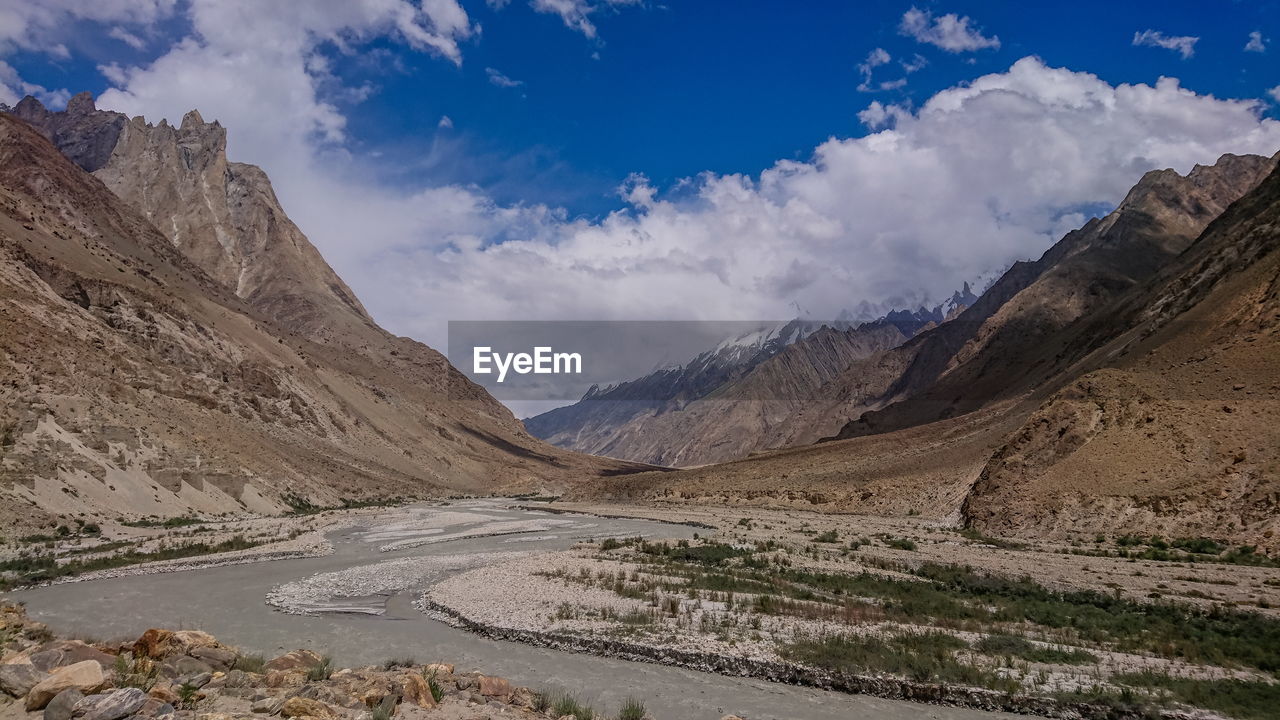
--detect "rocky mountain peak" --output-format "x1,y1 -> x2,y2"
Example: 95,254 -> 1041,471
65,91 -> 96,115
6,93 -> 374,340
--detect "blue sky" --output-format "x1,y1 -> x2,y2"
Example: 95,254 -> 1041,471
2,1 -> 1279,362
7,1 -> 1278,218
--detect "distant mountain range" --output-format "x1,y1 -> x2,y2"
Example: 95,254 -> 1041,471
525,283 -> 980,466
567,150 -> 1280,551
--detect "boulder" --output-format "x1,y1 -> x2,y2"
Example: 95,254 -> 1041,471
264,671 -> 305,688
0,658 -> 47,697
25,660 -> 107,710
43,688 -> 84,720
148,683 -> 180,705
73,687 -> 149,720
250,697 -> 284,715
169,632 -> 218,655
263,650 -> 323,673
177,672 -> 212,689
476,676 -> 510,701
420,664 -> 452,678
133,630 -> 175,660
137,697 -> 176,718
397,674 -> 435,708
29,642 -> 115,672
280,697 -> 337,720
189,647 -> 235,671
159,656 -> 212,679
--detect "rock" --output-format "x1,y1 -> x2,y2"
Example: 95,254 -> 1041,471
26,660 -> 108,711
0,658 -> 47,697
159,656 -> 212,679
74,687 -> 149,720
169,633 -> 217,655
263,651 -> 324,673
222,670 -> 247,689
29,642 -> 116,672
133,630 -> 175,660
188,648 -> 235,671
148,683 -> 180,705
43,688 -> 84,720
264,671 -> 305,688
137,697 -> 177,718
509,687 -> 536,709
454,677 -> 472,691
178,672 -> 212,689
476,676 -> 510,701
280,697 -> 337,720
397,674 -> 435,708
420,664 -> 452,677
250,697 -> 283,715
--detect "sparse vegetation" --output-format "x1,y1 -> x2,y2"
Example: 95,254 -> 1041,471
306,656 -> 334,682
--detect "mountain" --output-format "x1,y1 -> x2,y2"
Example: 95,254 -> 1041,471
569,152 -> 1280,549
526,287 -> 977,467
0,99 -> 638,533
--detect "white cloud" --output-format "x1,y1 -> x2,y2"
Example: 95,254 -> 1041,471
485,67 -> 524,88
1245,31 -> 1266,53
108,26 -> 147,49
856,47 -> 892,92
1133,29 -> 1198,59
1268,86 -> 1280,103
0,0 -> 176,54
522,0 -> 643,39
0,59 -> 69,107
899,7 -> 999,52
293,58 -> 1280,351
438,115 -> 454,129
16,5 -> 1280,361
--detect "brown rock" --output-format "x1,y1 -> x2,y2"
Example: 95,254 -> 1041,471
43,688 -> 84,720
170,631 -> 218,655
264,650 -> 324,673
280,697 -> 337,720
476,676 -> 510,701
25,661 -> 107,711
133,630 -> 175,659
29,641 -> 116,672
265,671 -> 306,688
148,682 -> 180,705
420,664 -> 452,677
397,674 -> 435,708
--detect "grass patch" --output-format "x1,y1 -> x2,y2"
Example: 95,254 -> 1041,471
1113,671 -> 1280,720
616,696 -> 646,720
974,634 -> 1097,665
231,654 -> 266,673
782,631 -> 1015,690
0,535 -> 267,590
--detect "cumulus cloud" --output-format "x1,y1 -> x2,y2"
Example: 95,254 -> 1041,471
1133,29 -> 1198,59
486,67 -> 524,87
1269,86 -> 1280,102
856,48 -> 892,92
899,7 -> 999,52
1245,31 -> 1266,53
20,4 -> 1280,358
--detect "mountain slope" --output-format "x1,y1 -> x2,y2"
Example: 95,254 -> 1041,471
961,156 -> 1280,546
527,286 -> 980,467
834,153 -> 1278,439
0,109 -> 634,534
571,153 -> 1280,548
